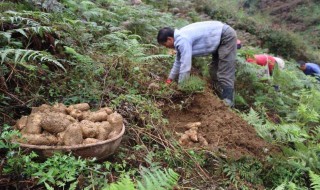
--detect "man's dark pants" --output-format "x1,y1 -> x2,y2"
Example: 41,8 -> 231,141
210,24 -> 237,105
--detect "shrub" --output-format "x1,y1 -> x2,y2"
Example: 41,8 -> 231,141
178,75 -> 206,93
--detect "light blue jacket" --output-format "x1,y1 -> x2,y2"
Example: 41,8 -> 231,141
169,21 -> 224,82
304,63 -> 320,75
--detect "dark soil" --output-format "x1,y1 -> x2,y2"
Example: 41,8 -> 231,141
162,89 -> 276,159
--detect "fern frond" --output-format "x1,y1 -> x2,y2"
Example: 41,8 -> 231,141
309,171 -> 320,190
69,181 -> 78,190
104,168 -> 178,190
137,54 -> 171,62
0,49 -> 65,71
6,26 -> 52,38
137,168 -> 179,190
282,142 -> 320,172
1,16 -> 40,27
0,32 -> 12,43
64,46 -> 93,63
83,8 -> 106,20
105,176 -> 136,190
242,108 -> 309,143
274,181 -> 286,190
242,108 -> 263,126
80,0 -> 96,9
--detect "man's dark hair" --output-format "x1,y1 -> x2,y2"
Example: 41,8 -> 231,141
297,60 -> 306,66
157,27 -> 174,44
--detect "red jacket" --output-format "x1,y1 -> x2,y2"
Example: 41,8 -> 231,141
246,54 -> 276,72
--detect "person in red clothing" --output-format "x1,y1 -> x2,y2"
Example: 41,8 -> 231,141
246,54 -> 285,75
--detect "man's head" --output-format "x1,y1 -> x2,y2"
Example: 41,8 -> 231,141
157,27 -> 175,49
298,61 -> 306,71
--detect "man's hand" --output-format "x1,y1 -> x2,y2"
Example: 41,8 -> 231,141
166,79 -> 172,84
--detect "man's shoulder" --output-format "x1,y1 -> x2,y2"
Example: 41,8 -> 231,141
306,63 -> 320,68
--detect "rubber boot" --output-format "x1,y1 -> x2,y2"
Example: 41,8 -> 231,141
212,81 -> 222,99
221,87 -> 234,107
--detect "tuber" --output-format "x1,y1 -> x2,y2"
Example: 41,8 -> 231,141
14,116 -> 28,130
83,138 -> 101,145
80,120 -> 98,138
23,113 -> 43,134
63,123 -> 83,146
18,133 -> 58,145
41,112 -> 75,133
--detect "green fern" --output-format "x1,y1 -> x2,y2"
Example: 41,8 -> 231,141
137,54 -> 172,62
274,181 -> 300,190
64,46 -> 93,64
274,181 -> 286,190
242,108 -> 309,143
1,15 -> 40,26
4,10 -> 51,21
222,157 -> 263,188
104,168 -> 179,190
282,142 -> 320,173
0,49 -> 65,71
309,171 -> 320,190
242,108 -> 264,126
296,104 -> 320,124
137,168 -> 179,190
83,8 -> 105,21
105,176 -> 136,190
1,14 -> 53,44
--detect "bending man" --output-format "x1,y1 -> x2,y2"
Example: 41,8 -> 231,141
298,62 -> 320,81
157,21 -> 237,106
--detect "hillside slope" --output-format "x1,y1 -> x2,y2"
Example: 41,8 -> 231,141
248,0 -> 320,50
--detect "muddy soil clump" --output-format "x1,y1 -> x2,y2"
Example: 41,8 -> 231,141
163,90 -> 276,159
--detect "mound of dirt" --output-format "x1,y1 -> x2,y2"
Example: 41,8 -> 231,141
163,90 -> 276,159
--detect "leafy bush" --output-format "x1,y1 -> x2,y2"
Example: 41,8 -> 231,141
178,75 -> 206,93
222,156 -> 263,189
258,28 -> 307,60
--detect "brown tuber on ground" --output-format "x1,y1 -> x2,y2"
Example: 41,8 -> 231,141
185,122 -> 201,130
178,134 -> 190,146
178,122 -> 208,146
198,134 -> 208,146
185,129 -> 198,142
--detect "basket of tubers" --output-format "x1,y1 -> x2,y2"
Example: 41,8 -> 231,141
12,103 -> 125,161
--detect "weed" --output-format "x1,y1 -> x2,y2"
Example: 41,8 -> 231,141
178,75 -> 206,93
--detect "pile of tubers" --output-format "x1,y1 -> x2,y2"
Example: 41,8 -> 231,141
14,103 -> 124,146
178,122 -> 208,146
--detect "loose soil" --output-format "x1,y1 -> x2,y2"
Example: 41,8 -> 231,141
162,89 -> 276,159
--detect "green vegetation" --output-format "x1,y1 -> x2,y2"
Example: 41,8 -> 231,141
0,0 -> 319,189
